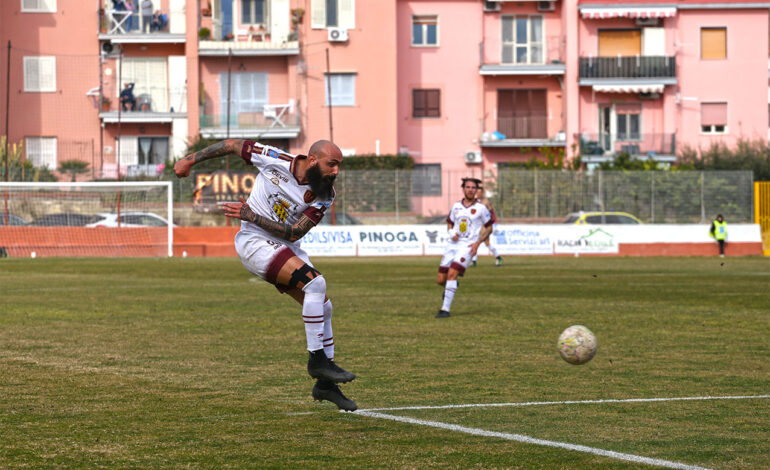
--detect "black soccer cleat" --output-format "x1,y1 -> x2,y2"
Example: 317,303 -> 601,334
307,350 -> 356,383
435,309 -> 450,318
313,379 -> 358,411
471,260 -> 477,267
495,256 -> 503,266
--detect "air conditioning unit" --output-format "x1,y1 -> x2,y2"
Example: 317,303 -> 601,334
328,28 -> 349,42
639,92 -> 660,100
537,1 -> 555,12
483,1 -> 501,12
635,17 -> 660,27
464,151 -> 482,164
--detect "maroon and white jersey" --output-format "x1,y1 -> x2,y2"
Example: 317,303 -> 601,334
236,141 -> 334,247
446,200 -> 492,245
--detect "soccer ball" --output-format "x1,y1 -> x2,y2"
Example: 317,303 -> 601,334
557,325 -> 597,365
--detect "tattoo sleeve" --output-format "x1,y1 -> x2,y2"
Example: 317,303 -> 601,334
185,139 -> 245,165
239,204 -> 315,242
478,225 -> 493,243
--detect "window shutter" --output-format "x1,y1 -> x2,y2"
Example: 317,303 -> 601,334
311,0 -> 325,29
40,57 -> 56,91
119,137 -> 138,166
701,28 -> 726,59
148,59 -> 167,111
701,103 -> 727,126
41,137 -> 57,169
23,57 -> 39,91
270,0 -> 290,43
339,0 -> 354,29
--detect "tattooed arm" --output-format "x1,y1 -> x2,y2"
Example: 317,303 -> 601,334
221,197 -> 316,242
173,139 -> 253,178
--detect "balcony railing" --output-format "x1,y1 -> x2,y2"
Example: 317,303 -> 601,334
100,8 -> 182,37
579,56 -> 676,79
199,109 -> 301,138
578,133 -> 676,156
500,35 -> 564,66
495,116 -> 548,139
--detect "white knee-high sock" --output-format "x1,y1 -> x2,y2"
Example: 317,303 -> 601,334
322,299 -> 334,360
302,276 -> 326,352
441,280 -> 458,312
489,244 -> 498,257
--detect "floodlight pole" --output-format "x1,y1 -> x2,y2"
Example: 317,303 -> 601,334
4,40 -> 11,226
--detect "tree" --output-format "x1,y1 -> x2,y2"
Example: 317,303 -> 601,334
58,159 -> 90,182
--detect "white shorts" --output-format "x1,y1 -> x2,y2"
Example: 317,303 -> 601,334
438,242 -> 473,276
235,230 -> 313,293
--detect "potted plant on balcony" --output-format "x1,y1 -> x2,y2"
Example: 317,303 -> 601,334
202,1 -> 211,17
198,27 -> 211,40
101,97 -> 112,112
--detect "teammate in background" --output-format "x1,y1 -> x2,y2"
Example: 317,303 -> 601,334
435,178 -> 494,318
174,139 -> 358,411
470,179 -> 503,267
709,214 -> 727,258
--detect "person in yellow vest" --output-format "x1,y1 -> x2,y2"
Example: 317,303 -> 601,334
709,214 -> 727,257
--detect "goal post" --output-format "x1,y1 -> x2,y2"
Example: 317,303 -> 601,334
0,181 -> 173,257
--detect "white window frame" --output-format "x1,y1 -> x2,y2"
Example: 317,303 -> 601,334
25,137 -> 57,169
616,110 -> 642,142
311,0 -> 355,29
412,15 -> 439,47
239,0 -> 268,26
23,56 -> 56,92
21,0 -> 56,13
325,73 -> 356,107
700,102 -> 728,135
501,15 -> 544,65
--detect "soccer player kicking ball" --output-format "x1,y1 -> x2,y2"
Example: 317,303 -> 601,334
174,139 -> 357,411
436,178 -> 494,318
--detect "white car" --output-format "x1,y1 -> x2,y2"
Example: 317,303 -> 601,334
88,212 -> 173,228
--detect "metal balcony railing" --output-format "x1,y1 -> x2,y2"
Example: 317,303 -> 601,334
579,56 -> 676,79
495,116 -> 548,139
578,133 -> 676,156
500,35 -> 564,65
199,111 -> 300,130
100,8 -> 174,35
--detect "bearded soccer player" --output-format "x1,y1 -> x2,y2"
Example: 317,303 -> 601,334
174,139 -> 357,411
435,178 -> 493,318
470,179 -> 503,267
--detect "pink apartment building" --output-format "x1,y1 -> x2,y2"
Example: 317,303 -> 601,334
1,0 -> 768,210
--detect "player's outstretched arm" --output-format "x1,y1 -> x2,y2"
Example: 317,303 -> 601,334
470,225 -> 493,256
174,139 -> 250,178
222,197 -> 316,242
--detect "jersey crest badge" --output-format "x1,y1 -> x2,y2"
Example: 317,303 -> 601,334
471,208 -> 476,214
303,190 -> 316,204
268,193 -> 293,222
270,177 -> 280,186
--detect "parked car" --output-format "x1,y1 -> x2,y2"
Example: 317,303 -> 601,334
0,213 -> 29,226
318,211 -> 363,225
31,213 -> 100,226
563,211 -> 642,225
87,212 -> 173,227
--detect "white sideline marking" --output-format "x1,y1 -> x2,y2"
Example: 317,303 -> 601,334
358,394 -> 770,412
355,410 -> 712,470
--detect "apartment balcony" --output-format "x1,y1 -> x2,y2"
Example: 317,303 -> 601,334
198,38 -> 300,56
481,116 -> 566,148
99,9 -> 186,43
578,133 -> 676,158
199,108 -> 300,139
99,86 -> 187,123
480,35 -> 565,76
579,56 -> 677,90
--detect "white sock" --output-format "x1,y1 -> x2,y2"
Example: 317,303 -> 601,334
489,245 -> 498,257
322,299 -> 334,360
441,280 -> 458,312
302,276 -> 326,351
472,254 -> 478,262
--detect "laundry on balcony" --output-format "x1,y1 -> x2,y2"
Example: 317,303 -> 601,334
580,7 -> 676,20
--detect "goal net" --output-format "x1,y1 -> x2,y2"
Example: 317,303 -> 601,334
0,182 -> 173,257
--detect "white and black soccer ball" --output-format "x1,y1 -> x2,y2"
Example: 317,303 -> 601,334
557,325 -> 597,365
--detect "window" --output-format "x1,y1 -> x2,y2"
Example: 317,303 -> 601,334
23,56 -> 56,92
25,137 -> 57,169
21,0 -> 56,12
411,164 -> 442,196
311,0 -> 355,29
325,73 -> 355,106
137,137 -> 170,165
615,103 -> 641,141
412,89 -> 440,118
241,0 -> 266,25
701,27 -> 726,59
598,29 -> 641,57
219,72 -> 269,117
701,102 -> 727,134
412,15 -> 438,47
121,58 -> 168,112
497,89 -> 547,138
501,16 -> 543,64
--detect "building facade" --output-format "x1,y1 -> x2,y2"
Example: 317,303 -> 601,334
1,0 -> 767,209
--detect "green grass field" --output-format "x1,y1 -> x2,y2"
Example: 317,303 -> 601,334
1,256 -> 769,469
